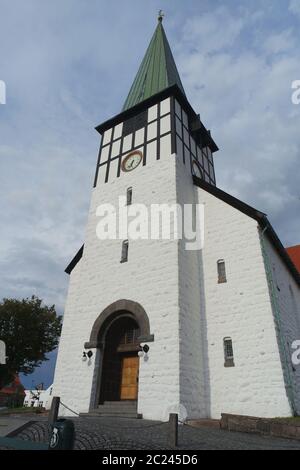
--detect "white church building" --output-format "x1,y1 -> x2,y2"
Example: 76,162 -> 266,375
52,16 -> 300,421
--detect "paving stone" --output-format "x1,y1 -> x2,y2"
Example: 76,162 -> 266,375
10,417 -> 300,450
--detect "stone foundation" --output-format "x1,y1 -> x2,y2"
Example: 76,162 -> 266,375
221,413 -> 300,440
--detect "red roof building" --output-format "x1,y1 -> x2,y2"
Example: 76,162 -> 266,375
0,375 -> 25,407
286,245 -> 300,274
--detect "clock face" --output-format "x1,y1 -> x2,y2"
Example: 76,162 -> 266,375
192,160 -> 203,179
122,151 -> 143,172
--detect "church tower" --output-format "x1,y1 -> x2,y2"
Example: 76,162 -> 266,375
53,15 -> 300,421
53,15 -> 218,421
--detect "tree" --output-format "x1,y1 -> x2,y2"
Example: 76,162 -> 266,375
0,296 -> 62,388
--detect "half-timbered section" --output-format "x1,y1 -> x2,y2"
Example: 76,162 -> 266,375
53,15 -> 300,422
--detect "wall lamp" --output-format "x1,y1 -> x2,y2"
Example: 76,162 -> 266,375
82,350 -> 93,362
138,344 -> 150,359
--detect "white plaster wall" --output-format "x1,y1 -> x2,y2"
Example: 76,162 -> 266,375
262,235 -> 300,415
53,133 -> 181,421
196,187 -> 292,419
175,158 -> 209,419
52,94 -> 300,421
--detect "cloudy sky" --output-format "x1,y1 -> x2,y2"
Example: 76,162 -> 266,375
1,0 -> 300,388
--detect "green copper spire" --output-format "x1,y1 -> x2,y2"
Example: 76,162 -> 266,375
122,14 -> 185,111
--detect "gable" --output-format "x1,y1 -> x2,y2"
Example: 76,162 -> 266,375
193,176 -> 300,287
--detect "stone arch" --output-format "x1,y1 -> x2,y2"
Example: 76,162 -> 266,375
84,299 -> 154,349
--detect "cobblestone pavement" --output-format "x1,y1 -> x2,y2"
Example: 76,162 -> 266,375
0,416 -> 31,437
10,417 -> 300,450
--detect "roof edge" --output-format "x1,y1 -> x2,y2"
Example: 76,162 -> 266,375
260,217 -> 300,286
193,176 -> 300,287
193,176 -> 266,220
65,245 -> 84,275
95,84 -> 218,152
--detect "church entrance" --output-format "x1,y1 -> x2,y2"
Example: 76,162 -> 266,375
120,356 -> 139,400
99,316 -> 140,403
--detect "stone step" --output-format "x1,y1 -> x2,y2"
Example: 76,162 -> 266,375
102,400 -> 137,405
81,410 -> 142,419
80,400 -> 141,419
99,401 -> 137,410
96,408 -> 137,414
97,408 -> 138,415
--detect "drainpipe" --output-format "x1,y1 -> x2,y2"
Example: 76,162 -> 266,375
259,224 -> 297,416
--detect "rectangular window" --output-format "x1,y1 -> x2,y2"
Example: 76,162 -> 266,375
217,259 -> 227,283
127,187 -> 133,206
121,240 -> 129,263
224,337 -> 235,367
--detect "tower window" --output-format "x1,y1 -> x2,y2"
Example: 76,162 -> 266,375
217,259 -> 227,283
127,187 -> 133,206
224,337 -> 235,367
121,240 -> 129,263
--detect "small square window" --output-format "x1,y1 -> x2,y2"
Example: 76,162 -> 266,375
127,187 -> 133,206
224,337 -> 235,367
121,240 -> 129,263
217,260 -> 227,283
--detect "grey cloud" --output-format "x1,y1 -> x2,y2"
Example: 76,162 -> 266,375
0,0 -> 299,321
178,7 -> 300,247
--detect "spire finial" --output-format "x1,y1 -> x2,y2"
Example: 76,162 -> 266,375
158,10 -> 164,23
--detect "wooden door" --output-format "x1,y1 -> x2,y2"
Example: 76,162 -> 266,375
120,356 -> 139,400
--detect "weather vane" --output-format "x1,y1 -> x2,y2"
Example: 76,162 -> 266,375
158,10 -> 165,22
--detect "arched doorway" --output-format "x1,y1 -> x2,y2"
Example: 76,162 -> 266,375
85,300 -> 154,409
100,315 -> 141,403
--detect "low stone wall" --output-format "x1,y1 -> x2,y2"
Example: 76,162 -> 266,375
221,414 -> 300,441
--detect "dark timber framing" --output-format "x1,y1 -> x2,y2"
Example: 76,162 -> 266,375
94,102 -> 172,185
93,84 -> 218,187
170,95 -> 177,155
156,101 -> 161,160
69,85 -> 219,271
105,125 -> 115,184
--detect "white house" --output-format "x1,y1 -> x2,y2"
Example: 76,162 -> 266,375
52,16 -> 300,421
24,385 -> 53,410
0,340 -> 6,364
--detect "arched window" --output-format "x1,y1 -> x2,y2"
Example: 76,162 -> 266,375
217,259 -> 227,283
224,337 -> 234,367
121,240 -> 129,263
